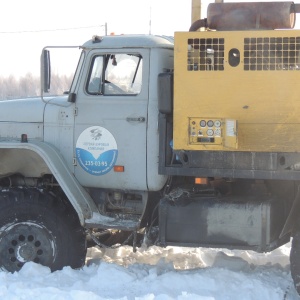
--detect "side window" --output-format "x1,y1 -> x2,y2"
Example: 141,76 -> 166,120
87,53 -> 143,95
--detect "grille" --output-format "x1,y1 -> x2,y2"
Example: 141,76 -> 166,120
244,37 -> 300,71
187,38 -> 224,71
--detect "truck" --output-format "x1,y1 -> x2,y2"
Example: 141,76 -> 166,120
1,0 -> 300,294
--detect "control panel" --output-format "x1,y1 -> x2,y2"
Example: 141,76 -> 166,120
189,117 -> 237,149
189,118 -> 223,145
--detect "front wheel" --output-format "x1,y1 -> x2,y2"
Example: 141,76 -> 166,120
0,188 -> 86,272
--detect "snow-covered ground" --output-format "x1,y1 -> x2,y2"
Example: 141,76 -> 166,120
0,242 -> 298,299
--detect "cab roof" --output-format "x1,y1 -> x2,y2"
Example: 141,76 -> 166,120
82,34 -> 174,50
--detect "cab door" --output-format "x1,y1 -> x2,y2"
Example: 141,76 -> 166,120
74,49 -> 149,190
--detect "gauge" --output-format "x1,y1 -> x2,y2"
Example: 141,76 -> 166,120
214,120 -> 221,128
215,128 -> 221,136
200,120 -> 206,127
207,129 -> 214,136
207,120 -> 214,127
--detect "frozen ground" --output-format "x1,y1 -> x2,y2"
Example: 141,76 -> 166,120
0,242 -> 298,299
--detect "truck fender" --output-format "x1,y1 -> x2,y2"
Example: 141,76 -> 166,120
0,140 -> 99,225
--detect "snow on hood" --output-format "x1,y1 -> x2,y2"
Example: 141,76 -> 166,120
0,97 -> 46,123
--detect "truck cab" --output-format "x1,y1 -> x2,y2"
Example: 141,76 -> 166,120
44,35 -> 173,192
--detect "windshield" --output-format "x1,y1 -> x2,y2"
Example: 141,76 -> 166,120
69,51 -> 85,94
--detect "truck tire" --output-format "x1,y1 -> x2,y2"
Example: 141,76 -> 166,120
0,188 -> 86,272
290,231 -> 300,294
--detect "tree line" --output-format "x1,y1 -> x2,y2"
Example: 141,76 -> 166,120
0,73 -> 73,100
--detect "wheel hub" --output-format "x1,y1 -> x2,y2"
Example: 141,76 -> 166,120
17,243 -> 36,262
0,222 -> 56,272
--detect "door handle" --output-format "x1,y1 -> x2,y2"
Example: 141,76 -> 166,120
126,117 -> 145,122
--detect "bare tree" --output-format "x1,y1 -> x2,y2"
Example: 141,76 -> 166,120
0,73 -> 73,100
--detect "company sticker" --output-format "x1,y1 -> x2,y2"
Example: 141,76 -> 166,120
76,126 -> 118,175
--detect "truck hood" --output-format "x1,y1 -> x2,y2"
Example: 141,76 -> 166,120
0,97 -> 46,123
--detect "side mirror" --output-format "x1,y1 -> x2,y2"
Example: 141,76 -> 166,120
41,49 -> 51,93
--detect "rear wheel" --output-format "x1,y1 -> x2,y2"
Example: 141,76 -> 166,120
290,230 -> 300,295
0,188 -> 86,272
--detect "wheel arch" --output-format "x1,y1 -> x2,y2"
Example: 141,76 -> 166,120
0,140 -> 98,225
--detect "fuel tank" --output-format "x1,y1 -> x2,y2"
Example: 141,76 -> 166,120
159,195 -> 287,252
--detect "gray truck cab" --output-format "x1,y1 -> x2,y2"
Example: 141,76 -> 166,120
44,35 -> 173,193
0,35 -> 175,273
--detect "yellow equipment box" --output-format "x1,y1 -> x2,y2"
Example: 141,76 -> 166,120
173,30 -> 300,152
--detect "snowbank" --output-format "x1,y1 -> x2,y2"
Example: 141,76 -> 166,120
0,243 -> 298,299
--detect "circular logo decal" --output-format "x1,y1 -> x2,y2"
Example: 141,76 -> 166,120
76,126 -> 118,175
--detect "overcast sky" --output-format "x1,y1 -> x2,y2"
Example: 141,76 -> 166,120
0,0 -> 192,77
1,0 -> 299,77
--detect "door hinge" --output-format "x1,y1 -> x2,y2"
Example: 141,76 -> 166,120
74,107 -> 78,116
73,157 -> 77,166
